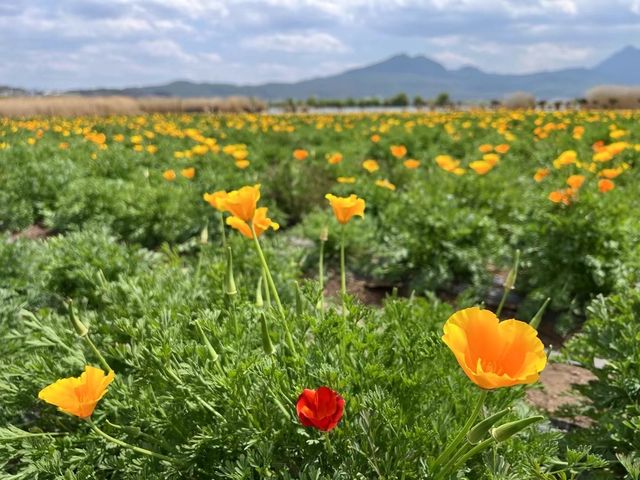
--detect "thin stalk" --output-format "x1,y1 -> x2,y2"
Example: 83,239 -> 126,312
262,267 -> 271,306
251,224 -> 296,355
84,335 -> 111,373
318,237 -> 325,316
339,224 -> 347,318
432,389 -> 487,472
4,432 -> 65,441
86,419 -> 176,463
496,289 -> 509,318
450,437 -> 495,471
219,213 -> 227,248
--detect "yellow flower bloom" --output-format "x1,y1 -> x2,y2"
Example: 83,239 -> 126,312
403,159 -> 420,169
362,159 -> 379,173
566,174 -> 585,190
226,207 -> 279,239
163,169 -> 176,181
390,145 -> 407,159
375,179 -> 396,191
478,144 -> 493,153
469,160 -> 493,175
325,193 -> 365,224
337,176 -> 356,184
38,366 -> 115,419
370,134 -> 381,143
442,307 -> 546,389
220,184 -> 261,222
235,160 -> 250,169
482,153 -> 500,166
495,144 -> 510,154
533,168 -> 550,182
203,191 -> 228,211
181,167 -> 195,179
327,152 -> 343,165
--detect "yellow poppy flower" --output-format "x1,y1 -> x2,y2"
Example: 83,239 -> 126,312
325,193 -> 365,224
226,207 -> 279,239
375,179 -> 396,190
220,184 -> 261,222
203,191 -> 228,211
163,169 -> 176,181
362,159 -> 379,173
181,167 -> 195,179
403,159 -> 420,169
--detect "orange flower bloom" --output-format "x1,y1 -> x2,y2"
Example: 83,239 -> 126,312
375,179 -> 396,190
599,167 -> 623,179
226,207 -> 279,239
495,144 -> 510,154
296,387 -> 344,432
293,149 -> 309,161
390,145 -> 407,159
162,169 -> 176,181
325,193 -> 365,224
220,184 -> 261,222
478,144 -> 493,153
548,188 -> 573,205
38,366 -> 115,419
469,160 -> 493,175
403,159 -> 420,169
181,167 -> 196,179
337,176 -> 356,184
566,174 -> 585,189
482,153 -> 500,166
442,307 -> 547,389
534,168 -> 550,182
362,159 -> 379,173
235,160 -> 250,169
203,190 -> 228,211
370,134 -> 381,143
327,152 -> 343,165
598,179 -> 615,193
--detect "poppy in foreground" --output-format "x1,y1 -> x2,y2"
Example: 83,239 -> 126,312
203,190 -> 228,211
296,387 -> 345,432
220,184 -> 261,221
39,366 -> 115,419
325,193 -> 365,225
442,307 -> 546,389
226,207 -> 279,239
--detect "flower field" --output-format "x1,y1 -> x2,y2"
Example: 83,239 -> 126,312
1,110 -> 639,479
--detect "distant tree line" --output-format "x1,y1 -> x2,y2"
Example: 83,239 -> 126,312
273,92 -> 455,112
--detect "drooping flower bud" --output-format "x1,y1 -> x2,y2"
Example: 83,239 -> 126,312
467,408 -> 511,444
224,247 -> 237,296
490,416 -> 544,443
529,297 -> 550,330
255,276 -> 264,308
503,249 -> 520,291
260,312 -> 275,355
65,300 -> 88,337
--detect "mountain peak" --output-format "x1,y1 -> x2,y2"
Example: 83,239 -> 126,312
356,53 -> 447,76
596,45 -> 640,70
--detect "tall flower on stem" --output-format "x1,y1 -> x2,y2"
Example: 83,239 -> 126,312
325,193 -> 365,316
432,307 -> 547,478
203,190 -> 229,247
39,366 -> 174,463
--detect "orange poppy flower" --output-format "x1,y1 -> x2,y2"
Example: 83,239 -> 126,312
390,145 -> 407,159
362,159 -> 379,173
566,174 -> 585,189
599,167 -> 623,179
162,169 -> 176,181
325,193 -> 365,224
534,168 -> 550,182
442,307 -> 546,389
548,189 -> 572,205
403,159 -> 420,169
327,152 -> 343,165
226,207 -> 279,239
203,190 -> 228,211
598,179 -> 615,193
495,144 -> 510,154
370,134 -> 381,143
478,144 -> 493,153
482,153 -> 500,166
181,167 -> 195,179
38,366 -> 115,419
235,160 -> 250,169
220,184 -> 261,222
293,149 -> 309,161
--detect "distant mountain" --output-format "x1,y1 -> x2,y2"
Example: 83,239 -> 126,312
68,45 -> 640,101
0,85 -> 32,97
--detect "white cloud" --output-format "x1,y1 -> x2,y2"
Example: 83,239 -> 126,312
243,32 -> 348,53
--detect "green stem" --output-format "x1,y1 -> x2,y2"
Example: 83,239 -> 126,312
84,335 -> 111,373
219,213 -> 227,248
496,288 -> 508,318
262,267 -> 271,306
318,238 -> 325,315
432,389 -> 487,472
450,437 -> 495,471
86,420 -> 176,463
251,224 -> 296,355
339,224 -> 347,318
3,432 -> 65,441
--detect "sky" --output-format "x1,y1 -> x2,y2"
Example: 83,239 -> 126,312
1,0 -> 639,90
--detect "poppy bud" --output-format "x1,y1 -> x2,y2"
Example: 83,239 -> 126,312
529,297 -> 550,330
224,247 -> 237,296
296,386 -> 345,432
200,223 -> 209,245
195,320 -> 219,363
319,226 -> 329,242
255,276 -> 264,308
466,408 -> 511,444
65,300 -> 88,337
260,312 -> 275,355
490,416 -> 544,443
503,249 -> 520,291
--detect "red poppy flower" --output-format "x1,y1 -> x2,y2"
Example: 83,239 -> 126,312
296,387 -> 344,431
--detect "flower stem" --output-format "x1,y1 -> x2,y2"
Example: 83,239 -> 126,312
432,389 -> 487,473
318,237 -> 325,316
86,419 -> 176,463
251,224 -> 296,355
496,289 -> 508,318
339,224 -> 347,318
84,335 -> 111,373
450,437 -> 495,471
219,213 -> 227,248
